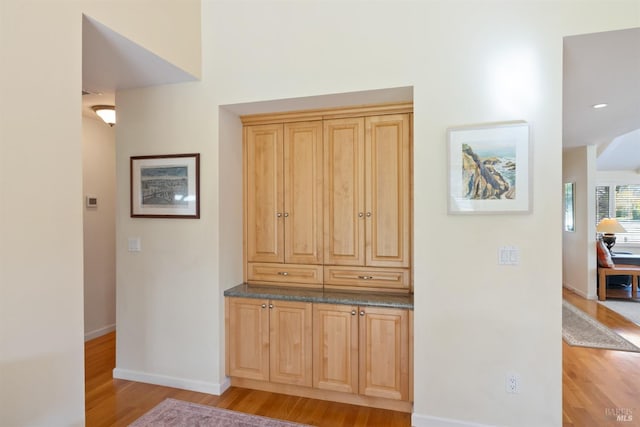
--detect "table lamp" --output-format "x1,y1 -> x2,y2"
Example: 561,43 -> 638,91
596,218 -> 627,252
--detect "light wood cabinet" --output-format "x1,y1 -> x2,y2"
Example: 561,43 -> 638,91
244,105 -> 412,292
245,121 -> 323,285
323,118 -> 366,266
226,297 -> 270,381
323,114 -> 411,289
313,303 -> 359,394
233,104 -> 413,411
283,121 -> 324,265
313,303 -> 409,401
226,297 -> 312,387
245,124 -> 284,264
365,115 -> 411,268
358,306 -> 409,401
247,263 -> 323,287
323,265 -> 410,292
270,299 -> 313,386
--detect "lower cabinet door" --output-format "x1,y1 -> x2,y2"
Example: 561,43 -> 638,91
359,306 -> 409,400
313,304 -> 359,393
227,297 -> 270,381
269,300 -> 313,387
227,297 -> 411,403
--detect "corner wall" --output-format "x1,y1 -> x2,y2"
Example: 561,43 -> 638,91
563,145 -> 598,299
83,116 -> 116,340
0,1 -> 201,425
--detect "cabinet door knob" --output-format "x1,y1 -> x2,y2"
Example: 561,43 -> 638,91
359,310 -> 365,316
261,303 -> 267,308
269,304 -> 274,309
351,310 -> 357,316
277,271 -> 289,276
283,212 -> 289,218
366,212 -> 372,217
276,212 -> 282,218
358,212 -> 364,218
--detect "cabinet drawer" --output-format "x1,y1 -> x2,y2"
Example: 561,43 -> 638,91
247,263 -> 323,288
324,266 -> 410,293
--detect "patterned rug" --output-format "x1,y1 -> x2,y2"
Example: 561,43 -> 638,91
562,300 -> 640,352
129,398 -> 312,427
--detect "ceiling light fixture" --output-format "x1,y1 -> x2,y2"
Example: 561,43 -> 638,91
592,103 -> 608,109
92,105 -> 116,126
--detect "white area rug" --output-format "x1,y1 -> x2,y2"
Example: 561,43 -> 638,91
598,299 -> 640,326
129,398 -> 312,427
562,300 -> 640,352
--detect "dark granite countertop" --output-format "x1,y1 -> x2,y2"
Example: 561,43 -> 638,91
224,283 -> 414,310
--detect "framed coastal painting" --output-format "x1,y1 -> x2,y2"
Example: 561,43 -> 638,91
447,122 -> 530,214
130,153 -> 200,218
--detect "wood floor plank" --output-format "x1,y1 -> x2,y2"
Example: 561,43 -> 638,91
562,288 -> 640,426
84,332 -> 411,426
86,291 -> 640,427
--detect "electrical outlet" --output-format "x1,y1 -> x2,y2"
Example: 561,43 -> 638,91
506,372 -> 520,393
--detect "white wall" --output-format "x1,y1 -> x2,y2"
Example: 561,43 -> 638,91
2,0 -> 636,426
110,1 -> 639,426
0,2 -> 85,425
563,146 -> 598,299
83,116 -> 116,340
0,1 -> 201,425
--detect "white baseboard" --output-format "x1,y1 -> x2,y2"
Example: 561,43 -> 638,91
412,413 -> 496,427
85,324 -> 116,341
562,283 -> 595,300
113,368 -> 231,395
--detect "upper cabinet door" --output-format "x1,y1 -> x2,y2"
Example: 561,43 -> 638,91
284,122 -> 323,264
324,118 -> 366,266
365,114 -> 411,268
246,124 -> 284,263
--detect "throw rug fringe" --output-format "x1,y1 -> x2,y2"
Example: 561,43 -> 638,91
129,398 -> 313,427
562,300 -> 640,353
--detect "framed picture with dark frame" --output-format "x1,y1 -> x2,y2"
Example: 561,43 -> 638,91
447,121 -> 531,214
130,153 -> 200,218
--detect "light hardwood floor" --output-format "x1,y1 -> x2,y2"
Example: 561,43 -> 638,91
86,291 -> 640,427
85,333 -> 411,426
563,288 -> 640,426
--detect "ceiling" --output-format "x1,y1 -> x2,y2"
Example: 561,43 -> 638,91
83,17 -> 639,172
81,15 -> 196,119
563,27 -> 640,171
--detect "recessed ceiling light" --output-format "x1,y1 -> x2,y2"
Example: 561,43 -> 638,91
592,103 -> 608,109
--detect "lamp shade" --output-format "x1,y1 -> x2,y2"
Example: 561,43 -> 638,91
596,218 -> 627,234
92,105 -> 116,126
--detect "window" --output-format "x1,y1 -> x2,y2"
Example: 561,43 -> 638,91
595,186 -> 610,224
596,184 -> 640,244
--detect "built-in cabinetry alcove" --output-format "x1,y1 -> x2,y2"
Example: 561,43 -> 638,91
225,102 -> 413,412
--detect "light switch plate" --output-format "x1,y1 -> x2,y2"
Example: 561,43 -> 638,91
498,246 -> 519,265
128,237 -> 141,252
